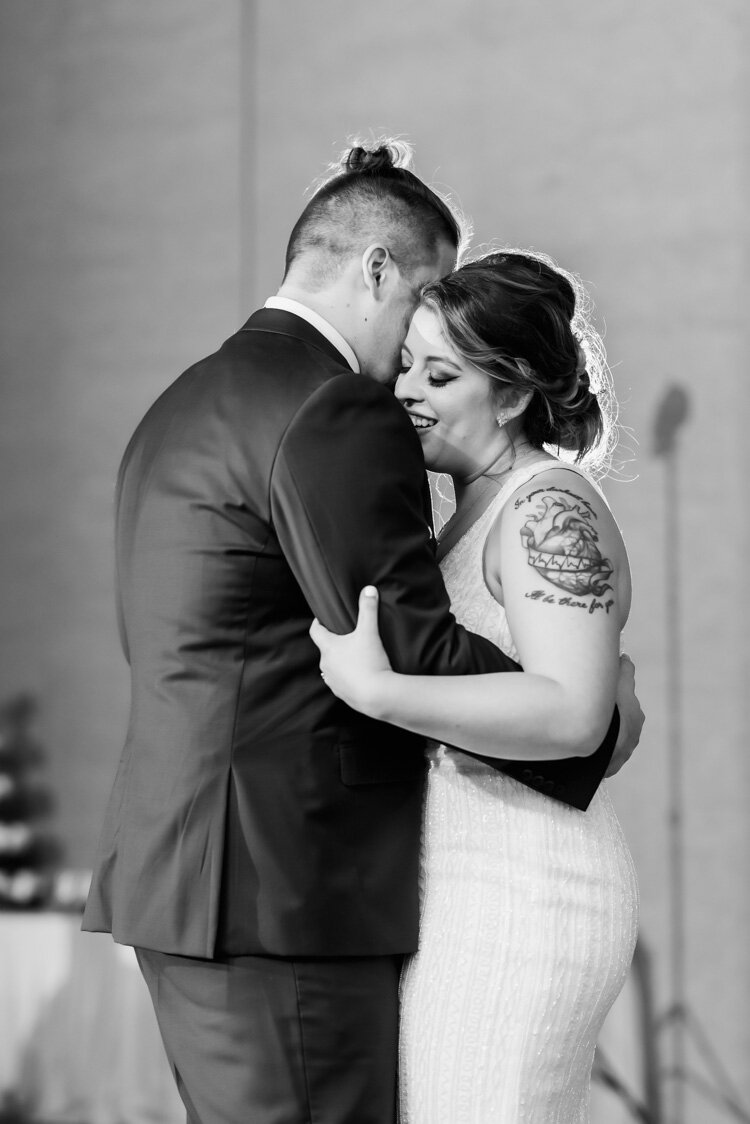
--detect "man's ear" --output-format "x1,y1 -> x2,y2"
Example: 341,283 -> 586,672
361,244 -> 392,298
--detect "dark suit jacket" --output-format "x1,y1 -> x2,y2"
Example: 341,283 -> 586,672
82,309 -> 616,959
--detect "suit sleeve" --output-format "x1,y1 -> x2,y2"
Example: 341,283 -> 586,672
113,457 -> 131,664
270,373 -> 517,677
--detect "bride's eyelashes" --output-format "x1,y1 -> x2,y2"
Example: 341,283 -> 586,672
425,372 -> 455,388
397,364 -> 455,387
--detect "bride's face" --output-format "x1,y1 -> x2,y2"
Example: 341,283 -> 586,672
395,305 -> 505,479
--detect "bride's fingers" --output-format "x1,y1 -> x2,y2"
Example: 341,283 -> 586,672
310,590 -> 378,647
619,653 -> 636,684
355,586 -> 379,632
309,618 -> 329,649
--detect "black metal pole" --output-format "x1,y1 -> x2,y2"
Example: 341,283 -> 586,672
652,385 -> 690,1124
664,440 -> 685,1124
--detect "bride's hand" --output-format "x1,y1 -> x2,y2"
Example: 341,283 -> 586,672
605,653 -> 645,777
309,586 -> 393,717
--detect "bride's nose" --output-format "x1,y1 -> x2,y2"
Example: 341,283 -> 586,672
395,364 -> 422,405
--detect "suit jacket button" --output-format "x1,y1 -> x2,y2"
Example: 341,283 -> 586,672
522,768 -> 533,780
533,774 -> 545,786
544,780 -> 555,793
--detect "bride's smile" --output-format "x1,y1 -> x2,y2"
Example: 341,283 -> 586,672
396,306 -> 509,480
406,411 -> 437,430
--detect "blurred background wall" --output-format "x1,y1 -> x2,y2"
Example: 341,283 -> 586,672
1,1 -> 747,1120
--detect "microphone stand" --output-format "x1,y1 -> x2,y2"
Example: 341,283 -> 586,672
653,387 -> 750,1123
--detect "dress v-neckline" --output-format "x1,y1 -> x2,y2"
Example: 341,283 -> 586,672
437,457 -> 556,564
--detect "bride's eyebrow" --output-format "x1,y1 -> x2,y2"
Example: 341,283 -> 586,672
424,355 -> 462,370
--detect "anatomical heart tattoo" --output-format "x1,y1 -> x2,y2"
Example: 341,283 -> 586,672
519,488 -> 613,598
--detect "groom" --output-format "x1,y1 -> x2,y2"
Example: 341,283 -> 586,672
83,141 -> 643,1124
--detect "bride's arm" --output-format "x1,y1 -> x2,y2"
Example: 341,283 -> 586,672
311,470 -> 630,762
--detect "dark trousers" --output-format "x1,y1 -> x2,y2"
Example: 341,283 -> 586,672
136,948 -> 401,1124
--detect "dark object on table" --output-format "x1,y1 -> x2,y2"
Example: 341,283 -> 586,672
0,693 -> 61,909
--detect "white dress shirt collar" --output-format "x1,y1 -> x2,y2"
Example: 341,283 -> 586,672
264,296 -> 360,373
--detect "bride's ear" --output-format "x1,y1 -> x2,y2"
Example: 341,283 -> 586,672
495,387 -> 533,424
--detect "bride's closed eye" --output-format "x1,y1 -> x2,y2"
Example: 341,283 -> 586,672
396,367 -> 453,386
426,371 -> 455,388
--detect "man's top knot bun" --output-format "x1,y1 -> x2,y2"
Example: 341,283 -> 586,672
341,140 -> 414,176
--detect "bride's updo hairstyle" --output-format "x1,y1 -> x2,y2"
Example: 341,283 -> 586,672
284,139 -> 467,287
421,250 -> 617,477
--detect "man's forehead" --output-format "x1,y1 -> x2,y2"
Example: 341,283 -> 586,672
437,241 -> 458,275
411,245 -> 456,292
426,241 -> 457,281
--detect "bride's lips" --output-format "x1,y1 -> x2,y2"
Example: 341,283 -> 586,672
406,411 -> 437,432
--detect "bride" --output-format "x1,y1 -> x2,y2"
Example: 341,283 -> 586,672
311,250 -> 639,1122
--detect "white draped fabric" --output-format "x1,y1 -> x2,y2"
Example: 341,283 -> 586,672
0,912 -> 182,1124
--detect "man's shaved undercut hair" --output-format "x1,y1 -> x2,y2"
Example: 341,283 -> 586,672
284,140 -> 467,289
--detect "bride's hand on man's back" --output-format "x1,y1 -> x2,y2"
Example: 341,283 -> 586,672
605,654 -> 645,777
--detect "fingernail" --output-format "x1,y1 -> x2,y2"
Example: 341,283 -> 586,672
363,586 -> 377,597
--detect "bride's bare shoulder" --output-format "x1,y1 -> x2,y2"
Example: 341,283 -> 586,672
483,464 -> 631,618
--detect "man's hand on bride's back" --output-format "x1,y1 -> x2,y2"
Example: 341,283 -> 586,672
309,587 -> 394,718
606,654 -> 645,778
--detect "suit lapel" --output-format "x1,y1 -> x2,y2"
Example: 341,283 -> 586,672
421,474 -> 437,554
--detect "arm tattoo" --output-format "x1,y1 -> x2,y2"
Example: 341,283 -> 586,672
518,487 -> 614,608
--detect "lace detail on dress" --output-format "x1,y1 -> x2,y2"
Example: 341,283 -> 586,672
439,483 -> 519,661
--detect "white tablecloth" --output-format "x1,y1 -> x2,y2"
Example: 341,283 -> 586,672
0,912 -> 183,1124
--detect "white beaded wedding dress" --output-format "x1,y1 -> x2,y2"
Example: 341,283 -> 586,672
398,462 -> 639,1123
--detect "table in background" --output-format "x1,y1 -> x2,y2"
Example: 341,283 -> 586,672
0,912 -> 182,1124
